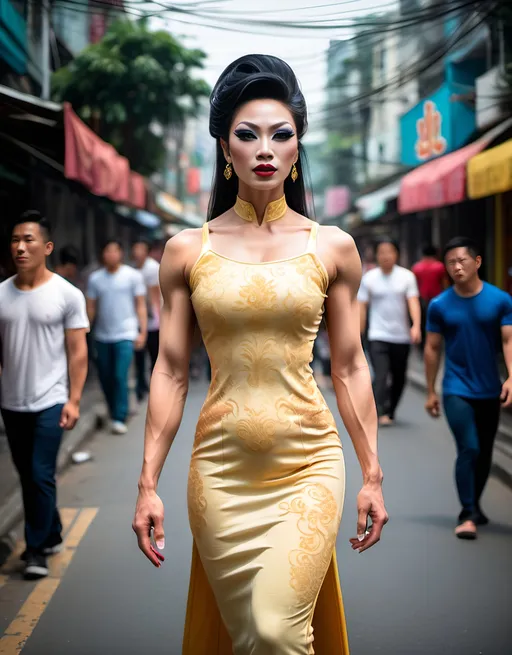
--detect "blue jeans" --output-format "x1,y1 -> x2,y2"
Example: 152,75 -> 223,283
443,395 -> 501,521
2,404 -> 64,553
95,340 -> 134,423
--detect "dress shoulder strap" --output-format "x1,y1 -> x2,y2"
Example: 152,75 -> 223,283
306,220 -> 319,254
200,222 -> 211,254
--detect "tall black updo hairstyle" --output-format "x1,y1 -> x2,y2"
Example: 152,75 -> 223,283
207,54 -> 314,221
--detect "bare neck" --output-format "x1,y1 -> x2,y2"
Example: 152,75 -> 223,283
454,276 -> 483,298
237,182 -> 286,225
15,265 -> 52,290
105,263 -> 122,274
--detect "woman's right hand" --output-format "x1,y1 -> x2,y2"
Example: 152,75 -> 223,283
132,489 -> 166,568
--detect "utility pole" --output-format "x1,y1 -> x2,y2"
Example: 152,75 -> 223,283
41,0 -> 51,100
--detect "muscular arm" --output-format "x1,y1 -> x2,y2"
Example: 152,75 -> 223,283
326,236 -> 380,485
138,236 -> 196,493
424,331 -> 443,394
324,230 -> 387,552
65,328 -> 88,405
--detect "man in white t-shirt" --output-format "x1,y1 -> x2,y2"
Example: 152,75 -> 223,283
358,238 -> 421,426
0,210 -> 89,580
131,239 -> 160,403
86,240 -> 147,434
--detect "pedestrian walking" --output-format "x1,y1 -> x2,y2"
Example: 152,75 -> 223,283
132,54 -> 387,655
0,210 -> 89,579
424,236 -> 512,540
131,239 -> 161,403
55,244 -> 80,287
412,244 -> 447,351
86,240 -> 147,435
358,237 -> 421,426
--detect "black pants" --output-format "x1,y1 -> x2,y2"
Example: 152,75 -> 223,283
2,404 -> 64,553
369,340 -> 410,419
443,395 -> 500,521
134,330 -> 160,401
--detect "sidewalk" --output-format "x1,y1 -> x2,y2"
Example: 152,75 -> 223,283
407,350 -> 512,488
0,375 -> 107,541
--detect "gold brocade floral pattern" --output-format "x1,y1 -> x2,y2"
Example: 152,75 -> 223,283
235,406 -> 277,452
188,463 -> 208,538
235,274 -> 278,312
279,483 -> 339,604
240,336 -> 280,387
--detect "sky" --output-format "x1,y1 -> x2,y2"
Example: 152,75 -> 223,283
146,0 -> 393,142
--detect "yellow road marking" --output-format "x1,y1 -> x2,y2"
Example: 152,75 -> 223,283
60,507 -> 79,534
0,508 -> 98,654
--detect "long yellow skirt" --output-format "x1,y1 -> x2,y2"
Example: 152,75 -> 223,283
182,542 -> 350,654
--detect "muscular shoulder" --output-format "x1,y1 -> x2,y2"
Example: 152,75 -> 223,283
318,226 -> 361,285
161,228 -> 203,287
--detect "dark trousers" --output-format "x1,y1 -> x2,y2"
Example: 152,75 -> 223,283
443,395 -> 501,521
2,404 -> 64,553
95,340 -> 134,422
134,330 -> 159,401
369,340 -> 410,419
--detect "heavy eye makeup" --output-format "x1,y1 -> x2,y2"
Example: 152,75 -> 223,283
233,128 -> 295,142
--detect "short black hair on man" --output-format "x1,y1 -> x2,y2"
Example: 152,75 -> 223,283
59,245 -> 79,267
14,210 -> 52,242
422,244 -> 438,257
375,236 -> 400,256
132,237 -> 151,250
101,238 -> 123,253
443,236 -> 481,260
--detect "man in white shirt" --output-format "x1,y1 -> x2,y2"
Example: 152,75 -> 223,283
131,239 -> 160,403
0,210 -> 89,580
358,238 -> 421,426
86,240 -> 147,434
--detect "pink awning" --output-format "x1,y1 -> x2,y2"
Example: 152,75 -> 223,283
398,119 -> 512,214
64,103 -> 146,209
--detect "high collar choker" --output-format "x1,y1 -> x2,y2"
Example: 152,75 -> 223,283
234,196 -> 287,223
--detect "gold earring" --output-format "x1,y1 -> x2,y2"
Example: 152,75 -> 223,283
291,163 -> 298,183
224,162 -> 233,180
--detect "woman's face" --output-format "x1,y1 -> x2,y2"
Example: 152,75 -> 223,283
222,99 -> 298,192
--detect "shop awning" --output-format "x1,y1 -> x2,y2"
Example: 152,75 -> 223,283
64,103 -> 146,209
398,118 -> 512,214
467,139 -> 512,199
356,180 -> 401,221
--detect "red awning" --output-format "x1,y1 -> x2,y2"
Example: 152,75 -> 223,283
64,103 -> 146,209
398,119 -> 512,214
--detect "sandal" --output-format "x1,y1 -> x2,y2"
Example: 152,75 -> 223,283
455,520 -> 477,540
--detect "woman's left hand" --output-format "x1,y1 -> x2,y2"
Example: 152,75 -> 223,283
350,482 -> 388,554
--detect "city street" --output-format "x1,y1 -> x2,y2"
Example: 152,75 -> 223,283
1,382 -> 512,655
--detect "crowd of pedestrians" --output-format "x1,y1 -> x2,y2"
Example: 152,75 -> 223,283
1,207 -> 512,583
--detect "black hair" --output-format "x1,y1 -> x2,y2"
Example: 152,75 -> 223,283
132,237 -> 151,250
59,245 -> 79,267
101,238 -> 123,253
443,237 -> 480,260
14,210 -> 52,242
207,54 -> 313,221
375,237 -> 400,256
422,244 -> 438,257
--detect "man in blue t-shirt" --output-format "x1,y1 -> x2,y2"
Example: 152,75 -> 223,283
424,236 -> 512,541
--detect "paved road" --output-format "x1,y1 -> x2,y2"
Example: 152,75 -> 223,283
1,383 -> 512,655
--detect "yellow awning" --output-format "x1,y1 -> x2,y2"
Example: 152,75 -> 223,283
467,138 -> 512,199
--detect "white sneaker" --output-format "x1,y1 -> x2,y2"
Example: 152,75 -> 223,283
111,421 -> 128,435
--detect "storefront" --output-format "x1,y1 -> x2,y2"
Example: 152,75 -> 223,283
468,138 -> 512,290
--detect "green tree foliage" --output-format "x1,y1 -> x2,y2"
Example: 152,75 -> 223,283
52,19 -> 210,176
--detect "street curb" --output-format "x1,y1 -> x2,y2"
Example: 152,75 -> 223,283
407,370 -> 512,491
0,403 -> 107,542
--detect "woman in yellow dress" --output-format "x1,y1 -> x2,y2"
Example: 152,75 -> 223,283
132,54 -> 388,654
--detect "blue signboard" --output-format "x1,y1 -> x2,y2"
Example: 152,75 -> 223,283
400,82 -> 476,167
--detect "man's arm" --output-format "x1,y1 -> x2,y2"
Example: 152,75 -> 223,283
325,230 -> 387,554
424,331 -> 443,417
86,298 -> 96,326
62,328 -> 88,429
500,325 -> 512,407
359,300 -> 368,336
135,295 -> 148,349
407,295 -> 422,344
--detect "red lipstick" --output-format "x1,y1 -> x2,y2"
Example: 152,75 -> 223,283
253,164 -> 277,177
